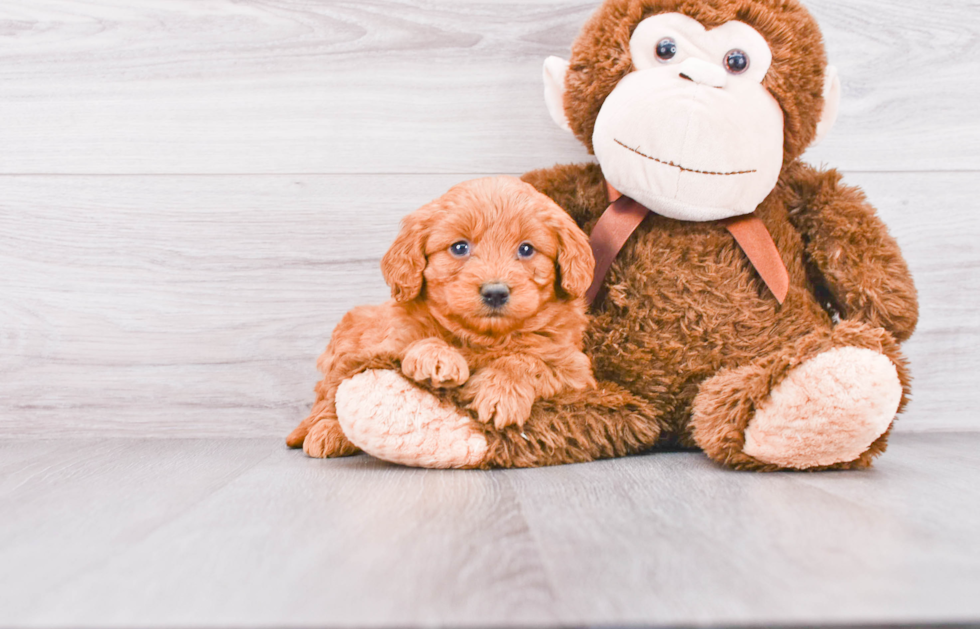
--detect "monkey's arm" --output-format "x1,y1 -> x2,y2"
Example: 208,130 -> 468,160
522,162 -> 608,227
785,162 -> 918,342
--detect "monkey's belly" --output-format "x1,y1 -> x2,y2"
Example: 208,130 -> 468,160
586,219 -> 830,421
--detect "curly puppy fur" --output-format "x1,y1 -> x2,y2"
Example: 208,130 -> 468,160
480,0 -> 918,470
287,176 -> 597,457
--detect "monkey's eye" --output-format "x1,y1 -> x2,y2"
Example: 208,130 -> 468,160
655,38 -> 677,61
724,49 -> 749,74
517,242 -> 535,259
449,241 -> 470,257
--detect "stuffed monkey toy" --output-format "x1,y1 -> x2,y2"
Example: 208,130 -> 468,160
314,0 -> 919,471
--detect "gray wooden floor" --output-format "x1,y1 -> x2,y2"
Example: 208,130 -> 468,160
1,432 -> 978,627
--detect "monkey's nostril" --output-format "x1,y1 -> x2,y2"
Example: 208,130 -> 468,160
679,72 -> 694,82
480,282 -> 510,309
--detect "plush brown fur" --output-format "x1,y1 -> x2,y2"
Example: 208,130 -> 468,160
287,177 -> 596,457
480,155 -> 918,469
462,0 -> 919,470
301,0 -> 918,471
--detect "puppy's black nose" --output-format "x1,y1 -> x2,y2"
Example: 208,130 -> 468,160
480,282 -> 510,308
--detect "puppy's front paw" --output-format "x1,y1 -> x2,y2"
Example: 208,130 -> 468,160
303,420 -> 360,458
402,338 -> 470,388
462,372 -> 535,430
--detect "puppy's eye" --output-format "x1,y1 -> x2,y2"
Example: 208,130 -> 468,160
656,38 -> 677,61
517,242 -> 535,259
449,241 -> 470,258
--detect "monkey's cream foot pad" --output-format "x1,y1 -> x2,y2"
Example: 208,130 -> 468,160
336,369 -> 487,469
744,347 -> 903,468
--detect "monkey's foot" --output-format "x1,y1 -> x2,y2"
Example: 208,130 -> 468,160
335,369 -> 488,469
743,347 -> 902,469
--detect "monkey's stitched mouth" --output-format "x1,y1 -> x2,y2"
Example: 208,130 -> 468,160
614,139 -> 757,176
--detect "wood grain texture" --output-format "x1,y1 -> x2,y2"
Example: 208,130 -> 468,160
0,0 -> 976,437
0,0 -> 977,174
0,438 -> 557,627
0,171 -> 976,437
508,432 -> 980,626
0,433 -> 977,627
0,174 -> 461,437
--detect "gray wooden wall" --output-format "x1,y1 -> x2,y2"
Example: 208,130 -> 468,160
1,0 -> 977,438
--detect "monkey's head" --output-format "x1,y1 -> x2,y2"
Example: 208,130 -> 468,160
543,0 -> 840,221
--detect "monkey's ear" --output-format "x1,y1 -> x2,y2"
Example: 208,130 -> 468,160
380,210 -> 428,302
543,56 -> 572,132
812,65 -> 841,146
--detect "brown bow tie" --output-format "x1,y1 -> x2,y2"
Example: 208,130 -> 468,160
585,183 -> 790,306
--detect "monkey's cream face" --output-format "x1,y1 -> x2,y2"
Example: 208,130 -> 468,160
591,13 -> 784,221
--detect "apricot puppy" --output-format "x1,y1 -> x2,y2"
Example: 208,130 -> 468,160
287,176 -> 596,458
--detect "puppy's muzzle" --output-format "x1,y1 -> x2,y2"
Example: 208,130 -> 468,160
480,282 -> 510,309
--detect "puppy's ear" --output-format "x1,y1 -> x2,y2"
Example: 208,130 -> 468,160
381,206 -> 430,302
545,200 -> 594,299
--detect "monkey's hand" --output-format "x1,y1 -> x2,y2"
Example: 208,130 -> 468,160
786,163 -> 918,342
401,338 -> 470,389
461,368 -> 536,430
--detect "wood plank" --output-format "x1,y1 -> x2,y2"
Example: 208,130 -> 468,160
508,433 -> 980,626
0,0 -> 976,174
0,171 -> 975,437
1,434 -> 978,626
0,438 -> 557,627
0,438 -> 275,620
0,174 -> 464,437
800,0 -> 980,171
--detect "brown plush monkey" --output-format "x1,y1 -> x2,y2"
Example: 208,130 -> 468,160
313,0 -> 919,471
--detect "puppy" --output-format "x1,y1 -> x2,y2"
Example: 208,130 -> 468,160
286,176 -> 596,458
